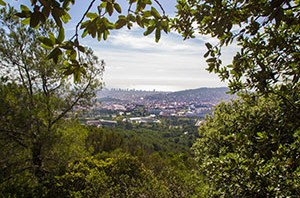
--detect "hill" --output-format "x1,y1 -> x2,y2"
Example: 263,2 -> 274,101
97,87 -> 234,104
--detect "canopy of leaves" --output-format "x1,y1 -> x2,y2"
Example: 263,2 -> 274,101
0,7 -> 103,192
173,0 -> 300,94
193,93 -> 300,197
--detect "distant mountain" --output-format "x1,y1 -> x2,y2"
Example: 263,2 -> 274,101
97,87 -> 234,104
145,87 -> 233,104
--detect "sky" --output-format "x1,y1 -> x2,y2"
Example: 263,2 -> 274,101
10,0 -> 239,92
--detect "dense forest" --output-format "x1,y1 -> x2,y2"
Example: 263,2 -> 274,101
0,0 -> 299,197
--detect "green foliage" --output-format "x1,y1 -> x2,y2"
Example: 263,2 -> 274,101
50,151 -> 170,197
193,94 -> 300,197
46,121 -> 90,173
174,0 -> 300,94
0,8 -> 103,195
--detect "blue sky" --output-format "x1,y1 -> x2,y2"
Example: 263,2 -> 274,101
10,0 -> 239,91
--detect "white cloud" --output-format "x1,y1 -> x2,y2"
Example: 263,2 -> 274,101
82,26 -> 237,91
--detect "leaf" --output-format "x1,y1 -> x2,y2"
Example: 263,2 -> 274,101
142,11 -> 152,18
150,7 -> 160,19
47,47 -> 62,64
30,11 -> 40,27
48,32 -> 56,43
82,29 -> 89,38
161,20 -> 169,33
73,68 -> 81,82
203,51 -> 210,58
114,3 -> 122,13
143,25 -> 155,36
21,18 -> 30,25
136,15 -> 144,28
61,12 -> 71,23
127,14 -> 136,22
15,11 -> 31,18
106,2 -> 114,16
68,49 -> 77,59
155,28 -> 161,42
0,0 -> 6,6
78,45 -> 86,53
52,8 -> 63,28
86,12 -> 98,19
205,42 -> 212,49
21,5 -> 30,12
63,68 -> 74,75
206,58 -> 216,63
40,43 -> 52,50
39,36 -> 55,47
80,67 -> 87,76
115,18 -> 127,29
57,28 -> 65,43
103,30 -> 108,40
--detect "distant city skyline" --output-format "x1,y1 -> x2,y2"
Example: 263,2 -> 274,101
10,0 -> 239,92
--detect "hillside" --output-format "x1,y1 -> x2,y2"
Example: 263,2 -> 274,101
97,87 -> 234,104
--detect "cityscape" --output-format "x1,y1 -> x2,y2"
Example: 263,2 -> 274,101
78,87 -> 234,127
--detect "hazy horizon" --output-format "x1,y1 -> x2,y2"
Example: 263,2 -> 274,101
99,85 -> 229,93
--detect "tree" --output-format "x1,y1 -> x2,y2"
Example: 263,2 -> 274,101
49,151 -> 170,198
192,93 -> 300,197
171,1 -> 300,196
0,7 -> 103,193
173,0 -> 300,94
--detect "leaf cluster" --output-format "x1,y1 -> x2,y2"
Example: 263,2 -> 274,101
193,93 -> 300,197
173,0 -> 300,94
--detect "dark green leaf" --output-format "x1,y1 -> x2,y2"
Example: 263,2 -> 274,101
155,28 -> 161,42
151,7 -> 160,19
115,18 -> 127,29
78,45 -> 86,52
205,42 -> 212,49
57,28 -> 65,43
144,25 -> 155,36
48,47 -> 62,64
30,12 -> 40,27
114,3 -> 122,13
206,58 -> 216,63
63,68 -> 74,75
52,8 -> 63,27
204,51 -> 210,58
136,15 -> 144,28
15,11 -> 31,18
39,36 -> 55,47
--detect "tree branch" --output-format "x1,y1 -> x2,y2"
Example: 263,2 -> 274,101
70,0 -> 97,41
51,79 -> 92,126
153,0 -> 166,16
